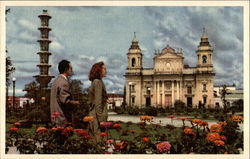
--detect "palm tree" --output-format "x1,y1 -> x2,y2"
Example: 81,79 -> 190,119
219,85 -> 230,112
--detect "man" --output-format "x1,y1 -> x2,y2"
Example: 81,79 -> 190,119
50,60 -> 80,127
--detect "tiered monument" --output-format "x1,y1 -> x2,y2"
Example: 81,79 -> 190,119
34,10 -> 54,98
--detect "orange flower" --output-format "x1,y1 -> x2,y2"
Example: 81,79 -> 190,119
231,115 -> 243,123
113,123 -> 121,128
36,127 -> 47,133
140,116 -> 154,122
52,127 -> 64,131
199,121 -> 208,127
192,119 -> 202,125
184,128 -> 196,136
213,140 -> 225,146
116,141 -> 125,149
99,132 -> 108,137
218,121 -> 227,126
206,132 -> 221,142
210,124 -> 222,132
143,137 -> 150,142
83,116 -> 94,122
9,127 -> 19,131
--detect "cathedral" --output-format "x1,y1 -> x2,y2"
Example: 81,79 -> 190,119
124,29 -> 215,108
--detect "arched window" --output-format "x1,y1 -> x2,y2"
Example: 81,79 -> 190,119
131,58 -> 136,67
203,84 -> 207,91
202,55 -> 207,64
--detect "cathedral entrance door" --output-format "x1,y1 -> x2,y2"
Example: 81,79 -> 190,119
165,95 -> 171,107
146,97 -> 151,107
187,97 -> 192,107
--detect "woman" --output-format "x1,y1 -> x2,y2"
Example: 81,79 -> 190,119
87,61 -> 108,144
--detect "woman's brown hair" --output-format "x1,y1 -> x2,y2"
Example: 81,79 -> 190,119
88,61 -> 104,81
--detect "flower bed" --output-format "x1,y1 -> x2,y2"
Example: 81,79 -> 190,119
6,115 -> 243,154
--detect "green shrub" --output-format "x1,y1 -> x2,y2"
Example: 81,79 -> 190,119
114,107 -> 125,114
127,106 -> 140,115
174,100 -> 186,113
143,107 -> 158,116
201,113 -> 209,119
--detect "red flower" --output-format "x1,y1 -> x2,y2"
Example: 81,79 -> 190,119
156,141 -> 171,153
179,117 -> 188,121
74,129 -> 88,137
84,135 -> 91,140
14,122 -> 21,126
167,115 -> 176,119
128,129 -> 137,134
143,137 -> 150,142
106,139 -> 114,144
115,141 -> 125,150
113,123 -> 121,128
62,126 -> 74,135
9,127 -> 19,131
36,127 -> 47,133
99,132 -> 108,137
100,122 -> 113,128
51,112 -> 61,119
220,135 -> 227,141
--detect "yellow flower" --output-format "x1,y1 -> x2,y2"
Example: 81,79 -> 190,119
83,116 -> 94,122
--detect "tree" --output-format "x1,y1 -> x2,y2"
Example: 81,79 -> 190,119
70,79 -> 84,101
219,85 -> 230,112
23,81 -> 39,99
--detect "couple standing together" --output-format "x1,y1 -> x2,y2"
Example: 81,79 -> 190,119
50,60 -> 108,144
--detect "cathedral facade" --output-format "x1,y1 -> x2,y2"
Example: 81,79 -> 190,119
124,30 -> 215,108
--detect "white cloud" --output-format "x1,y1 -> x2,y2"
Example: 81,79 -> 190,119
18,19 -> 37,31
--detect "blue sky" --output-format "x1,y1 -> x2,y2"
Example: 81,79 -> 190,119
6,6 -> 243,96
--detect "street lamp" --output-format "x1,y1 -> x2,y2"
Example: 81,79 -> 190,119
12,77 -> 16,111
112,91 -> 115,108
128,82 -> 132,107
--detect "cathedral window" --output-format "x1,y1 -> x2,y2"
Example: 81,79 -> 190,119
203,96 -> 207,104
187,86 -> 192,94
202,55 -> 207,64
132,96 -> 135,104
131,85 -> 135,92
203,84 -> 207,91
131,58 -> 136,67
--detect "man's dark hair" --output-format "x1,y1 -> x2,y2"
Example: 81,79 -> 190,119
58,60 -> 70,74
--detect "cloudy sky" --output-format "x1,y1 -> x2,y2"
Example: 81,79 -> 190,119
5,6 -> 243,96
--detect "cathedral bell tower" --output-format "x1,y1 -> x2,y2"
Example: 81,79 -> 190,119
196,28 -> 214,73
126,32 -> 143,74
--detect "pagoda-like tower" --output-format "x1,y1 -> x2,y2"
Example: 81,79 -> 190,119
34,10 -> 54,89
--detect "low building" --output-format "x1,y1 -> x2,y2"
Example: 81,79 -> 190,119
7,96 -> 31,108
214,84 -> 243,108
107,94 -> 124,110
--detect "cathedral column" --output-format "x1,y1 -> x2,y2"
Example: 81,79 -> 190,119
157,81 -> 160,106
180,80 -> 183,101
154,80 -> 157,106
162,80 -> 165,107
171,80 -> 174,107
177,81 -> 180,100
